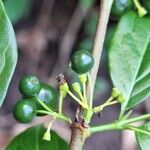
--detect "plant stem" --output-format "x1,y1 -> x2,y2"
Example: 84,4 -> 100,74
93,98 -> 117,113
133,0 -> 147,17
69,0 -> 114,149
120,114 -> 150,125
36,98 -> 52,112
67,90 -> 87,108
126,125 -> 150,136
59,93 -> 63,113
89,122 -> 120,134
89,114 -> 150,134
36,110 -> 72,123
87,0 -> 114,103
69,123 -> 87,150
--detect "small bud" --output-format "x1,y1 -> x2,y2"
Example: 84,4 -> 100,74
78,74 -> 87,84
72,82 -> 81,93
59,83 -> 69,92
43,130 -> 51,141
138,7 -> 147,17
56,74 -> 69,97
111,88 -> 120,98
117,94 -> 126,103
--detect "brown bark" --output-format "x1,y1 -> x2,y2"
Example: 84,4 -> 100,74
69,123 -> 87,150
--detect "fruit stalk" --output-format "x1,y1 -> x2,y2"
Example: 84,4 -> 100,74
69,0 -> 114,149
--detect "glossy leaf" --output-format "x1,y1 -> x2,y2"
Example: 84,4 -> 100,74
0,0 -> 17,107
4,0 -> 31,23
6,125 -> 68,150
135,123 -> 150,150
109,12 -> 150,116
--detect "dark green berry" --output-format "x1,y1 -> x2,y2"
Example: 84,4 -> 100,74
71,50 -> 94,74
35,83 -> 57,116
13,99 -> 36,123
19,75 -> 41,97
111,0 -> 133,19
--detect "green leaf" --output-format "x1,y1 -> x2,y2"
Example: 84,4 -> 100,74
4,0 -> 31,23
0,0 -> 17,107
108,12 -> 150,116
135,123 -> 150,150
6,125 -> 68,150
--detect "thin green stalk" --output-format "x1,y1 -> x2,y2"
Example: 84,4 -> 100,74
78,90 -> 85,103
43,116 -> 56,141
126,125 -> 150,136
93,100 -> 118,113
133,0 -> 142,9
36,110 -> 72,123
120,114 -> 150,125
67,90 -> 87,108
133,0 -> 147,17
59,93 -> 63,113
89,122 -> 120,133
36,98 -> 52,112
89,114 -> 150,134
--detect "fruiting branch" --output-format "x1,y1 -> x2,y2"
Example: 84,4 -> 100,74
87,0 -> 114,105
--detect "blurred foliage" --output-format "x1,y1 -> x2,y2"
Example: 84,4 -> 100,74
94,77 -> 110,100
4,0 -> 31,23
79,0 -> 96,9
142,0 -> 150,13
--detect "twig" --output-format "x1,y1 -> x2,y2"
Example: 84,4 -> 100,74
69,0 -> 114,149
87,0 -> 114,104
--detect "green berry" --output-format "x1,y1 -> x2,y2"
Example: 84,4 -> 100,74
71,50 -> 94,74
13,99 -> 36,123
111,0 -> 133,19
35,83 -> 57,115
19,75 -> 41,97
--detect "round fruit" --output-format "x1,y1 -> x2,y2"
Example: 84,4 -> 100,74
71,50 -> 94,74
111,0 -> 133,19
13,99 -> 36,123
19,75 -> 41,97
35,83 -> 57,115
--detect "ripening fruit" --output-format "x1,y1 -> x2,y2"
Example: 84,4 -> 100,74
71,50 -> 94,74
19,75 -> 41,97
35,83 -> 57,116
13,99 -> 36,123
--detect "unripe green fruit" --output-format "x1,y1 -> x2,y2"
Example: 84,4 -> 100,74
13,99 -> 36,123
111,0 -> 133,19
35,83 -> 57,116
19,75 -> 41,97
71,50 -> 94,74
